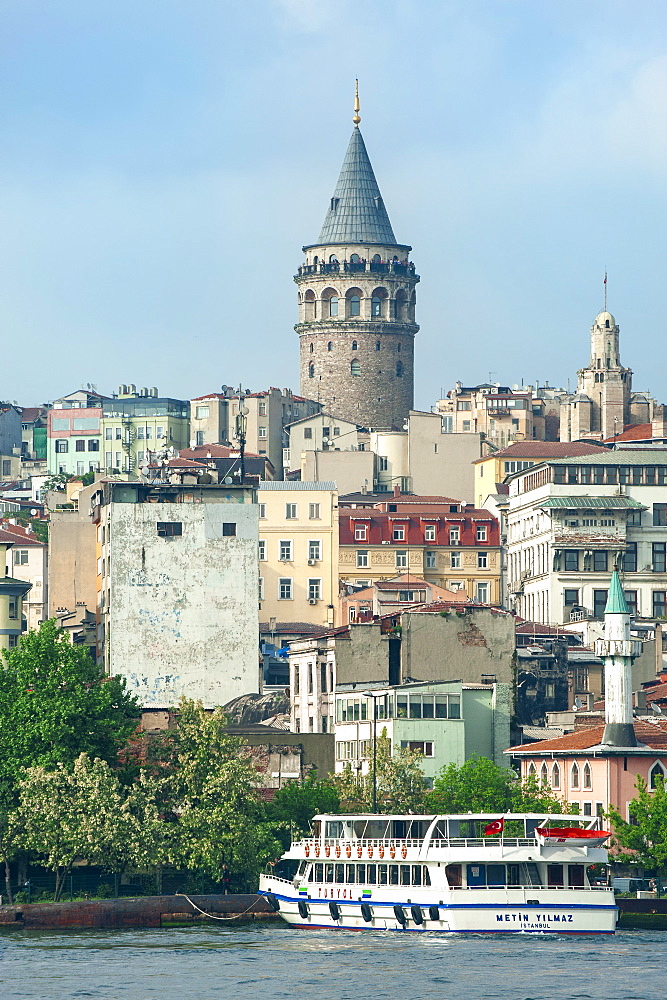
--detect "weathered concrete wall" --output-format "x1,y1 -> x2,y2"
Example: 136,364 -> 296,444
401,609 -> 516,687
335,625 -> 394,686
302,449 -> 375,495
48,483 -> 98,615
407,413 -> 482,503
233,730 -> 335,778
109,500 -> 259,709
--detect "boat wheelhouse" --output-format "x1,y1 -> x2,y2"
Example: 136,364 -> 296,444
259,813 -> 617,934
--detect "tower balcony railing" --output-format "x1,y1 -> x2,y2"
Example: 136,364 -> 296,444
296,260 -> 417,279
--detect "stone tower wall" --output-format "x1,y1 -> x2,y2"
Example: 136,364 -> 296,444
295,242 -> 419,429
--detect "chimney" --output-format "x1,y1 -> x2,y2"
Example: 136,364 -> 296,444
596,571 -> 642,746
393,485 -> 401,497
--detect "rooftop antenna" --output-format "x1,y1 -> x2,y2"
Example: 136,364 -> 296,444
353,79 -> 361,128
603,269 -> 608,312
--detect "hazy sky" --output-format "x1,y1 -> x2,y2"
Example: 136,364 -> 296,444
3,1 -> 667,409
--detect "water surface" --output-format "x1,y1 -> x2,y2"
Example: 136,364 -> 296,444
0,924 -> 662,1000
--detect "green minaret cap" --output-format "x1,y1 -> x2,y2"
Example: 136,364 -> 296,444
605,570 -> 629,614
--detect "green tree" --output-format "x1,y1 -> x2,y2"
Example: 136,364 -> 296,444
0,783 -> 21,903
0,620 -> 140,787
334,730 -> 426,814
161,699 -> 281,888
425,756 -> 571,815
268,775 -> 340,835
608,775 -> 667,885
18,754 -> 161,901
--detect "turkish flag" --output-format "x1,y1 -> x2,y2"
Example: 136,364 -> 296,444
483,818 -> 504,836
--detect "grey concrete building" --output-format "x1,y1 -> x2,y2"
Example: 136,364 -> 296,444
296,94 -> 419,430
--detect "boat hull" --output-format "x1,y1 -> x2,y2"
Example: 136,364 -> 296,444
258,882 -> 617,935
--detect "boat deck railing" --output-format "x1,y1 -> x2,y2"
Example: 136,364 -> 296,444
298,837 -> 542,853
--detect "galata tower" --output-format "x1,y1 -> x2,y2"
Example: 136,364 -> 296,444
295,85 -> 419,430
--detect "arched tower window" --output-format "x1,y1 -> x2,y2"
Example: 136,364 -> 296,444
327,342 -> 333,352
540,762 -> 549,787
397,343 -> 401,353
583,762 -> 592,790
395,288 -> 407,321
304,289 -> 316,322
329,254 -> 339,264
321,287 -> 339,319
571,762 -> 580,790
313,256 -> 318,265
371,287 -> 388,318
649,762 -> 666,789
396,361 -> 403,378
376,341 -> 381,351
350,253 -> 360,263
308,364 -> 315,378
551,762 -> 560,790
528,761 -> 536,779
329,297 -> 338,317
350,360 -> 361,377
351,340 -> 358,351
309,343 -> 314,353
372,254 -> 381,263
346,288 -> 362,318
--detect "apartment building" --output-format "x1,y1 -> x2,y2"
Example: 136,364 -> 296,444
100,386 -> 189,474
435,382 -> 565,449
473,440 -> 607,508
338,491 -> 501,604
0,528 -> 31,651
1,521 -> 47,630
506,449 -> 667,625
93,480 -> 259,709
257,482 -> 339,629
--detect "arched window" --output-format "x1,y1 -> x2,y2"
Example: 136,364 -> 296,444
397,343 -> 401,353
376,341 -> 381,351
308,364 -> 315,378
327,342 -> 333,352
540,762 -> 549,787
309,343 -> 314,353
551,762 -> 561,790
372,254 -> 381,263
372,296 -> 382,317
371,287 -> 388,318
329,254 -> 338,264
396,361 -> 403,378
351,360 -> 361,377
571,762 -> 580,790
329,297 -> 338,317
395,289 -> 407,321
351,340 -> 358,351
304,289 -> 316,322
346,288 -> 362,318
350,253 -> 360,263
583,762 -> 592,790
313,256 -> 318,265
528,761 -> 537,779
649,762 -> 666,789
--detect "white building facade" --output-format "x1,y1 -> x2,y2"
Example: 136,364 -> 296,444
289,633 -> 336,734
507,450 -> 667,625
95,481 -> 259,709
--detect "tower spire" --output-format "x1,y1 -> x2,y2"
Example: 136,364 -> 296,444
603,269 -> 607,312
353,79 -> 361,127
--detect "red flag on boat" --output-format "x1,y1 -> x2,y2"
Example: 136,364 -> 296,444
483,817 -> 504,836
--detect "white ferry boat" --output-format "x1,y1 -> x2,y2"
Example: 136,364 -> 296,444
259,813 -> 617,934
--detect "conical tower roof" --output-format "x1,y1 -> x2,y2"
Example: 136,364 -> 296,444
317,128 -> 396,245
605,570 -> 629,615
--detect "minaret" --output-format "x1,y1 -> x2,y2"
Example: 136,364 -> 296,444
595,571 -> 642,747
295,83 -> 419,430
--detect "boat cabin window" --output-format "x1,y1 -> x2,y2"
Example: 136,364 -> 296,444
547,864 -> 564,888
297,860 -> 308,876
445,864 -> 462,887
392,820 -> 408,839
433,820 -> 449,840
353,818 -> 391,839
309,863 -> 429,886
335,864 -> 345,883
346,864 -> 356,884
568,864 -> 585,887
326,821 -> 343,839
311,821 -> 321,837
325,863 -> 334,883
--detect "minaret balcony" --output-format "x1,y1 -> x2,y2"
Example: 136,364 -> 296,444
595,639 -> 642,658
295,260 -> 418,281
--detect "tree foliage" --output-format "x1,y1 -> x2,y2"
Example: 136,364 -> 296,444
159,699 -> 282,885
425,756 -> 572,815
268,775 -> 340,834
608,775 -> 667,877
0,620 -> 140,787
334,730 -> 427,814
17,754 -> 162,901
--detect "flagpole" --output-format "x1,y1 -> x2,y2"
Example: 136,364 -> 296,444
604,269 -> 607,312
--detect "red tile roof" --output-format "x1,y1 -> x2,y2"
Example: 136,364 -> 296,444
604,423 -> 653,443
509,719 -> 667,753
20,407 -> 44,422
0,521 -> 43,545
474,441 -> 608,463
191,393 -> 227,401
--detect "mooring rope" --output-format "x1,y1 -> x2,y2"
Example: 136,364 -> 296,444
175,891 -> 263,921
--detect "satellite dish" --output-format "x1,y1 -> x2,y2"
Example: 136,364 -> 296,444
30,508 -> 38,516
224,476 -> 233,485
574,697 -> 583,709
239,405 -> 249,416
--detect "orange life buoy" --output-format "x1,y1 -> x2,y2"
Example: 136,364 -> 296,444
378,846 -> 384,859
357,845 -> 363,858
305,845 -> 310,857
367,846 -> 373,859
401,845 -> 407,859
345,844 -> 352,858
390,846 -> 396,859
325,845 -> 331,857
314,845 -> 320,858
335,844 -> 341,858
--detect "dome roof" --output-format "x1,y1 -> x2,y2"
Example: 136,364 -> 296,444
595,310 -> 616,327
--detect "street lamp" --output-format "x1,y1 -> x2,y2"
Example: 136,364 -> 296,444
362,691 -> 384,813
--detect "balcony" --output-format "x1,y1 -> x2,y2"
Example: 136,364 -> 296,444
295,260 -> 418,279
